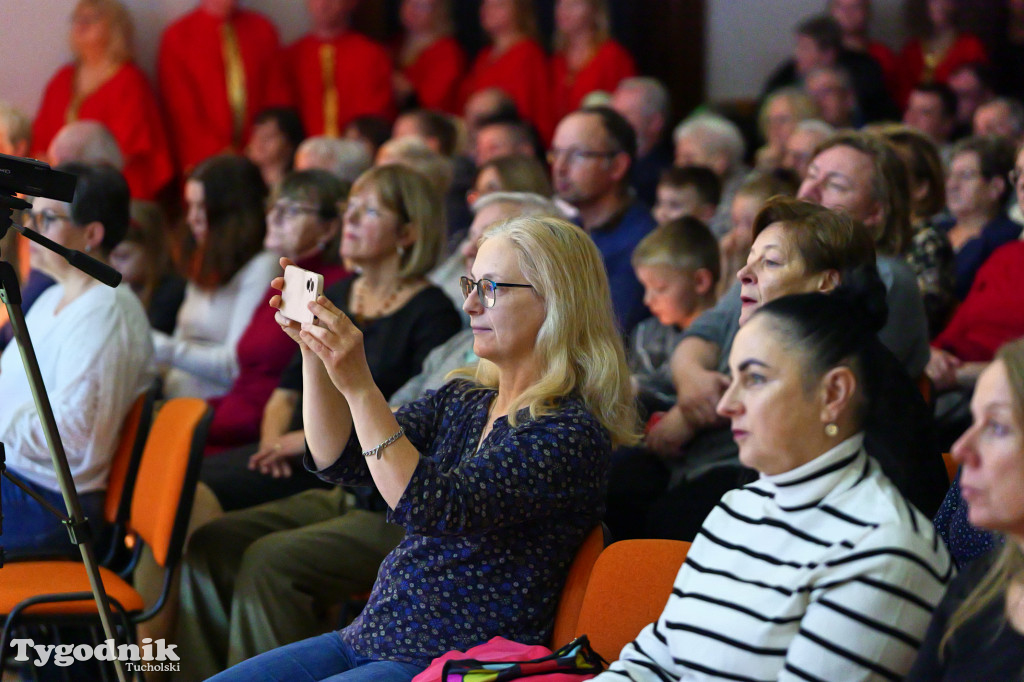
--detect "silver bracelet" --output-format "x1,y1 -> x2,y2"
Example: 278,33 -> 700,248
362,426 -> 405,460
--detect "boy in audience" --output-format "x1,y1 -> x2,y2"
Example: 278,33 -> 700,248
652,165 -> 720,227
630,217 -> 720,413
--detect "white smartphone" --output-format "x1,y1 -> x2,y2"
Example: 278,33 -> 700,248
280,265 -> 325,325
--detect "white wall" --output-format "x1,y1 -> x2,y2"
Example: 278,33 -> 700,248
0,0 -> 911,123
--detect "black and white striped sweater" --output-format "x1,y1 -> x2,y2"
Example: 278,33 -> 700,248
598,435 -> 955,682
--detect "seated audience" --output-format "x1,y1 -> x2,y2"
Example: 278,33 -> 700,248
672,113 -> 748,237
903,82 -> 958,152
202,170 -> 349,455
0,99 -> 31,157
461,87 -> 518,152
392,108 -> 459,159
630,217 -> 720,413
550,106 -> 655,333
804,65 -> 859,128
110,200 -> 186,335
599,278 -> 953,681
948,61 -> 997,136
286,0 -> 393,137
637,199 -> 946,542
244,107 -> 305,191
418,191 -> 565,402
392,0 -> 466,114
207,214 -> 638,681
610,77 -> 674,207
830,0 -> 900,102
33,0 -> 173,200
0,164 -> 153,556
907,338 -> 1024,680
754,87 -> 818,170
874,124 -> 957,336
780,118 -> 834,178
176,166 -> 461,680
200,164 -> 459,509
717,169 -> 800,298
459,0 -> 552,142
973,96 -> 1024,144
155,154 -> 279,399
898,0 -> 987,108
467,153 -> 553,206
652,165 -> 720,227
343,114 -> 394,161
294,136 -> 372,185
938,136 -> 1020,300
550,0 -> 635,123
763,14 -> 894,123
158,0 -> 291,172
473,112 -> 539,165
797,130 -> 932,376
47,120 -> 124,169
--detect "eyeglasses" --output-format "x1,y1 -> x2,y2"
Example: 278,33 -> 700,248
546,147 -> 619,166
21,210 -> 72,232
460,276 -> 533,308
268,201 -> 322,222
948,169 -> 983,183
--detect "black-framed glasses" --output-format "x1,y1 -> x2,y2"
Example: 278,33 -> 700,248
460,276 -> 533,308
268,200 -> 323,222
20,210 -> 72,232
546,147 -> 619,166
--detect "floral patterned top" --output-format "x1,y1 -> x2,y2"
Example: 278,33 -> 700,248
305,379 -> 611,666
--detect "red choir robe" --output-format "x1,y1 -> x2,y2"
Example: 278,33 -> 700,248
31,62 -> 175,200
550,39 -> 636,122
897,33 -> 988,108
460,38 -> 553,142
400,36 -> 466,114
287,31 -> 396,137
157,7 -> 292,172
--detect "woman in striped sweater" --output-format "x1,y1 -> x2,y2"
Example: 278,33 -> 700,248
598,276 -> 954,681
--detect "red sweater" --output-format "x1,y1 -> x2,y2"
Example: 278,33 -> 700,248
204,254 -> 348,453
933,240 -> 1024,362
897,33 -> 987,108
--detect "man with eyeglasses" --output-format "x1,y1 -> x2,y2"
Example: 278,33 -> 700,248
549,106 -> 655,334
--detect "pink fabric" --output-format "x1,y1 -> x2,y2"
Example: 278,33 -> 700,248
412,636 -> 596,682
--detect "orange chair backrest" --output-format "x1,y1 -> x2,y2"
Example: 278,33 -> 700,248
129,398 -> 211,568
103,389 -> 154,524
574,539 -> 690,662
551,525 -> 606,648
943,452 -> 958,483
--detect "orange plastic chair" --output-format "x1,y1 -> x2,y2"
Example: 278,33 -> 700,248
550,524 -> 608,648
943,452 -> 958,483
571,539 -> 690,662
0,398 -> 211,673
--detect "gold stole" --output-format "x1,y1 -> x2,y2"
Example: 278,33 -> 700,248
221,21 -> 248,148
319,43 -> 340,136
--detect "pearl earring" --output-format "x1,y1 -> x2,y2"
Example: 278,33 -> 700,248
825,423 -> 839,437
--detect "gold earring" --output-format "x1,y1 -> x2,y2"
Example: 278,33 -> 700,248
825,423 -> 838,437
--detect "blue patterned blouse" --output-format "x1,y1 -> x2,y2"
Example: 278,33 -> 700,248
305,379 -> 611,667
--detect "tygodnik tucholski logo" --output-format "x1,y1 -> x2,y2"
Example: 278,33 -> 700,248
9,637 -> 181,673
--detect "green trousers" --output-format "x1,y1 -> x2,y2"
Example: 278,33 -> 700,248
174,487 -> 404,680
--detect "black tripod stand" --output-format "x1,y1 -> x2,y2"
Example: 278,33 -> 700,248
0,190 -> 128,682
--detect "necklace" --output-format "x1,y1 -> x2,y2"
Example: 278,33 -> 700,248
350,277 -> 410,326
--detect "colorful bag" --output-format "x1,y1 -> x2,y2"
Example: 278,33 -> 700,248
412,635 -> 606,682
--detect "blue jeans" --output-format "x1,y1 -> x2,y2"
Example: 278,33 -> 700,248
208,633 -> 426,682
1,468 -> 104,558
